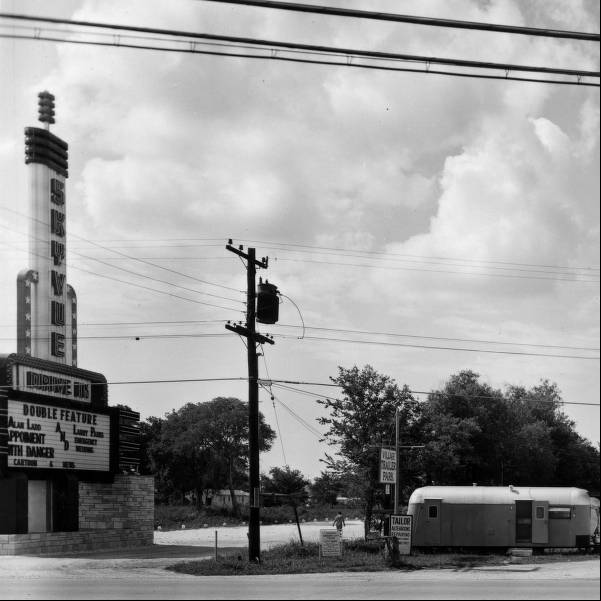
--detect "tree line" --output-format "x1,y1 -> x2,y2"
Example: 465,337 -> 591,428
137,366 -> 599,535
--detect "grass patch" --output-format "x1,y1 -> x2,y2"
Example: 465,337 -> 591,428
167,539 -> 598,576
168,540 -> 387,576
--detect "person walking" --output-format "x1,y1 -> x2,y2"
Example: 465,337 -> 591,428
333,512 -> 345,537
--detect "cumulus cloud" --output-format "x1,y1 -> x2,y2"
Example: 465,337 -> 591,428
1,0 -> 598,476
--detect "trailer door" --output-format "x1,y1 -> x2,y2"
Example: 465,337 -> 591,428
516,500 -> 532,543
532,501 -> 549,545
422,498 -> 441,545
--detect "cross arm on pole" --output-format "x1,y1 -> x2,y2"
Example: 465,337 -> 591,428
225,322 -> 275,345
226,241 -> 268,269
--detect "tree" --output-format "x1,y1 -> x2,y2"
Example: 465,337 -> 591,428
146,398 -> 276,511
262,466 -> 310,503
310,471 -> 343,507
419,370 -> 510,485
418,371 -> 600,492
317,365 -> 421,538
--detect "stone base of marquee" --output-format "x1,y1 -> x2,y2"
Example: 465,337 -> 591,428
0,528 -> 152,555
0,475 -> 154,555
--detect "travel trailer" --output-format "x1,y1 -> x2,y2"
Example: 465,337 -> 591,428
407,486 -> 600,549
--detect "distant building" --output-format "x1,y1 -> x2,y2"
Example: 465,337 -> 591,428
204,490 -> 249,510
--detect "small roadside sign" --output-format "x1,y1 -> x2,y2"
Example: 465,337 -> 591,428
379,448 -> 396,484
319,528 -> 342,557
390,514 -> 412,555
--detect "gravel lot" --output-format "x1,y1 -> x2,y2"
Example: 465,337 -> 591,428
155,520 -> 365,549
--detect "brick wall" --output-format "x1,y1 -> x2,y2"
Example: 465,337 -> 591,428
79,474 -> 154,531
0,475 -> 154,555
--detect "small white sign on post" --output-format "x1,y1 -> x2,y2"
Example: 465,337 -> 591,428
390,514 -> 412,555
319,529 -> 342,558
379,448 -> 396,484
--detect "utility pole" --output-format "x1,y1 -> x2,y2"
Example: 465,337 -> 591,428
394,404 -> 425,515
394,407 -> 399,516
225,240 -> 274,563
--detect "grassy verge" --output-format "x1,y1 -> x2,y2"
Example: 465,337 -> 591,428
167,539 -> 597,576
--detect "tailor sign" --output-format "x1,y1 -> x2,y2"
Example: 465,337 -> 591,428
12,364 -> 91,403
7,399 -> 110,471
389,514 -> 412,555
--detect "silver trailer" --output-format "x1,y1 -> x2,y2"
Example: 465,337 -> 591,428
407,485 -> 600,549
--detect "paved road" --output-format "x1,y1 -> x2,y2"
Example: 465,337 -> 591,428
1,566 -> 599,600
1,523 -> 598,599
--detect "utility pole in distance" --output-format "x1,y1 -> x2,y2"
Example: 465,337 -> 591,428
225,239 -> 274,563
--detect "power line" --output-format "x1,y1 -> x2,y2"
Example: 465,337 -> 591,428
269,381 -> 601,408
260,382 -> 323,438
0,333 -> 231,342
0,16 -> 598,85
0,14 -> 597,77
273,325 -> 600,352
1,316 -> 595,353
0,239 -> 244,314
275,257 -> 600,283
202,0 -> 601,42
6,227 -> 599,283
42,246 -> 601,278
0,319 -> 227,329
3,33 -> 594,88
0,319 -> 226,328
2,374 -> 597,408
0,206 -> 244,294
47,234 -> 600,274
258,347 -> 289,462
271,333 -> 600,360
1,323 -> 596,354
0,376 -> 250,389
0,225 -> 244,312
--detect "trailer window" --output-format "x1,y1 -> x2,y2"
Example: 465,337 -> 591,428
428,505 -> 438,519
535,506 -> 545,519
549,507 -> 571,519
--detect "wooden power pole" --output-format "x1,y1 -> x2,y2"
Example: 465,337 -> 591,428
225,240 -> 274,562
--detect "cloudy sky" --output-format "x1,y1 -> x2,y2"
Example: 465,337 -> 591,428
1,0 -> 599,479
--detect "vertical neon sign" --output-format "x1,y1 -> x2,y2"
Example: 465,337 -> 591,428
18,92 -> 77,366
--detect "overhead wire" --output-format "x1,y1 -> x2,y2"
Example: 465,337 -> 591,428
268,381 -> 600,408
1,375 -> 597,408
0,16 -> 598,85
34,234 -> 599,275
0,224 -> 244,312
1,315 -> 596,353
272,324 -> 599,352
258,348 -> 288,464
0,32 -> 596,88
270,333 -> 600,360
275,257 -> 600,283
260,382 -> 323,438
0,239 -> 244,314
0,206 -> 243,294
0,13 -> 597,78
201,0 -> 601,42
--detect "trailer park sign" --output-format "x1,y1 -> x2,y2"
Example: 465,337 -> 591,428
379,448 -> 396,484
